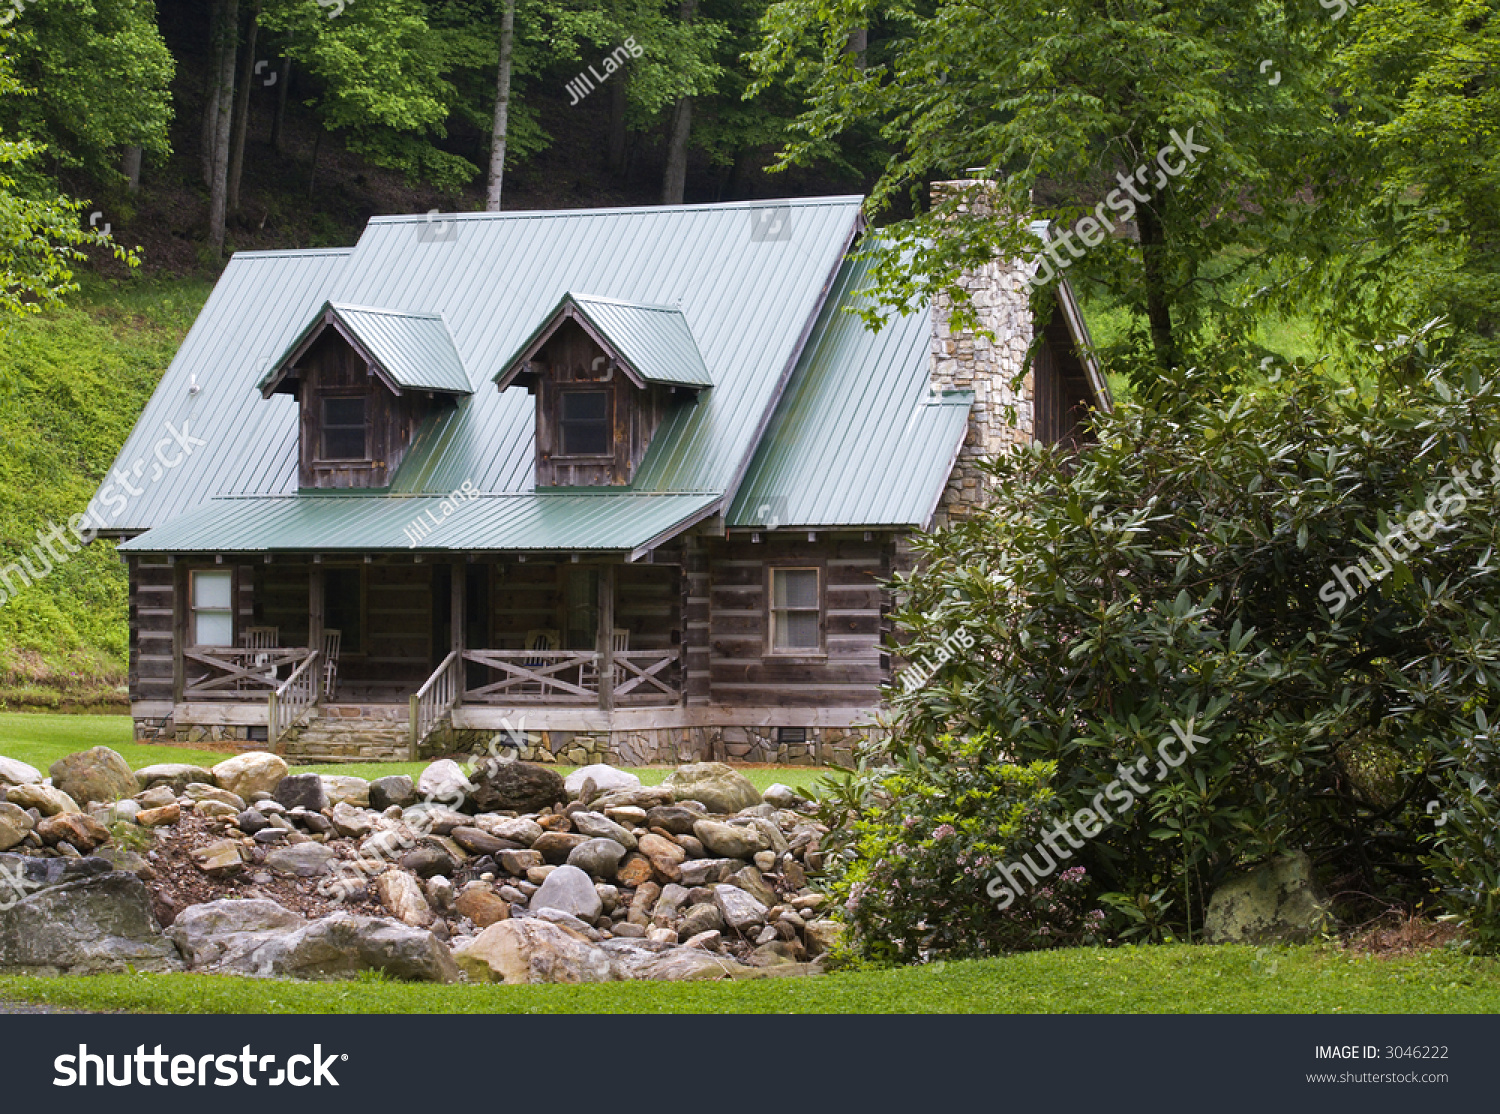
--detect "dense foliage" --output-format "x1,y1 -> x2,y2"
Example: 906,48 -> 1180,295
820,328 -> 1500,957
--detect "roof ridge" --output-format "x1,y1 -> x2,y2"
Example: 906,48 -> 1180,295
331,302 -> 445,320
367,195 -> 866,225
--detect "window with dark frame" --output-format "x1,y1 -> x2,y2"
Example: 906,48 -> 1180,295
769,567 -> 821,653
321,396 -> 368,460
559,389 -> 610,456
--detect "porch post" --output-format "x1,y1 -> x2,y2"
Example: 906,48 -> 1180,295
451,559 -> 466,703
598,563 -> 615,711
172,559 -> 187,704
308,564 -> 324,670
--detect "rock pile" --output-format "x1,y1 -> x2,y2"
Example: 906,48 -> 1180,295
0,747 -> 842,985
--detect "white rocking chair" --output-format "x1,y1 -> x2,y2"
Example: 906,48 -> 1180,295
322,629 -> 342,700
580,627 -> 629,695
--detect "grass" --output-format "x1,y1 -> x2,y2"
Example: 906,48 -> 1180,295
1,944 -> 1495,1013
0,712 -> 831,794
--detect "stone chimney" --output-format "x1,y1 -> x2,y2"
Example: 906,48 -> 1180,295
928,178 -> 1036,527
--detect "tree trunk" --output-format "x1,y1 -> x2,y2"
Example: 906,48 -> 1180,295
271,56 -> 291,152
1136,202 -> 1179,370
845,27 -> 867,68
485,0 -> 515,211
307,127 -> 322,199
660,0 -> 697,205
607,60 -> 628,179
207,0 -> 239,258
122,145 -> 143,193
200,0 -> 225,187
227,1 -> 260,216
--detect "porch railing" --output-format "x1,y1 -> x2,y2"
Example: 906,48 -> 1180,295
410,650 -> 463,760
268,650 -> 322,749
460,649 -> 681,705
184,645 -> 315,698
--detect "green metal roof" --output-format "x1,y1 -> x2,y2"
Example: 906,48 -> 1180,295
97,198 -> 866,543
503,293 -> 714,390
118,492 -> 720,556
729,250 -> 973,529
258,302 -> 472,396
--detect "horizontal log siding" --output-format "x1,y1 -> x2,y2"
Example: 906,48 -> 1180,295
615,563 -> 679,651
130,557 -> 175,705
707,534 -> 894,706
491,561 -> 562,649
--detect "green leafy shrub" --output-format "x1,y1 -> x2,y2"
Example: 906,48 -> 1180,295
825,326 -> 1500,956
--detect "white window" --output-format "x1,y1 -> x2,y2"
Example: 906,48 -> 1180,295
191,570 -> 234,646
770,567 -> 820,653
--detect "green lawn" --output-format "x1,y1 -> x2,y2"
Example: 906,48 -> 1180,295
0,713 -> 830,794
2,944 -> 1494,1013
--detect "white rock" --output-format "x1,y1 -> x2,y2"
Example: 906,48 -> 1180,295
531,864 -> 603,921
0,757 -> 42,788
564,764 -> 641,799
210,752 -> 288,800
416,759 -> 473,805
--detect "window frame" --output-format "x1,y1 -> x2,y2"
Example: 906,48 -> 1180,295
189,568 -> 236,648
320,394 -> 370,462
765,563 -> 825,658
556,387 -> 613,459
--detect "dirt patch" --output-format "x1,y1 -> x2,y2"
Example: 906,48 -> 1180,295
1340,912 -> 1463,958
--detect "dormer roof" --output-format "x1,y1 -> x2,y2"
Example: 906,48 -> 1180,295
494,292 -> 713,392
259,301 -> 473,398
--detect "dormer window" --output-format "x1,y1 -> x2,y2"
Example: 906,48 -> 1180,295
322,396 -> 368,460
560,389 -> 610,456
494,292 -> 712,489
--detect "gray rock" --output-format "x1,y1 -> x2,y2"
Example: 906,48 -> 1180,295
273,774 -> 328,813
564,764 -> 641,798
0,756 -> 41,788
236,808 -> 271,835
482,816 -> 545,845
646,805 -> 702,835
450,826 -> 507,856
263,843 -> 336,878
762,783 -> 808,809
694,818 -> 770,859
1204,851 -> 1334,944
169,899 -> 458,982
135,764 -> 216,795
401,845 -> 459,879
369,775 -> 417,811
210,752 -> 288,800
634,947 -> 746,981
661,763 -> 762,815
498,849 -> 545,875
135,785 -> 178,810
587,786 -> 675,813
6,783 -> 78,816
531,864 -> 604,921
727,864 -> 779,909
571,810 -> 638,850
678,901 -> 724,938
48,747 -> 138,807
416,759 -> 473,807
678,858 -> 739,886
330,802 -> 377,839
184,784 -> 246,811
532,907 -> 602,940
0,871 -> 180,974
713,884 -> 768,932
567,837 -> 627,879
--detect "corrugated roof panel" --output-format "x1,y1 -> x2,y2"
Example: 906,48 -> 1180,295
117,492 -> 719,554
329,304 -> 472,394
94,249 -> 351,533
728,251 -> 973,528
570,295 -> 712,388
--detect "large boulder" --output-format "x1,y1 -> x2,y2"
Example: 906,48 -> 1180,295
7,783 -> 79,817
531,864 -> 604,920
567,838 -> 627,879
1204,851 -> 1334,945
263,843 -> 336,878
0,867 -> 180,974
694,818 -> 770,859
634,947 -> 748,982
468,759 -> 567,814
49,747 -> 137,806
135,764 -> 216,795
0,756 -> 41,789
35,812 -> 110,853
662,763 -> 761,815
453,918 -> 620,984
211,752 -> 288,799
564,764 -> 642,799
169,899 -> 458,982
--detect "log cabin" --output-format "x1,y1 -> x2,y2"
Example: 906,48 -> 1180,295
93,184 -> 1109,766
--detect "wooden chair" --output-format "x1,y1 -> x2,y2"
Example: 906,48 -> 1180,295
238,627 -> 279,689
520,629 -> 560,696
322,629 -> 342,701
580,627 -> 629,695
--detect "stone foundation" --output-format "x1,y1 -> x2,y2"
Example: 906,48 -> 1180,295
441,723 -> 876,768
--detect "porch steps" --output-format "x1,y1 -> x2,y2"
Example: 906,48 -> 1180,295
277,704 -> 412,764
